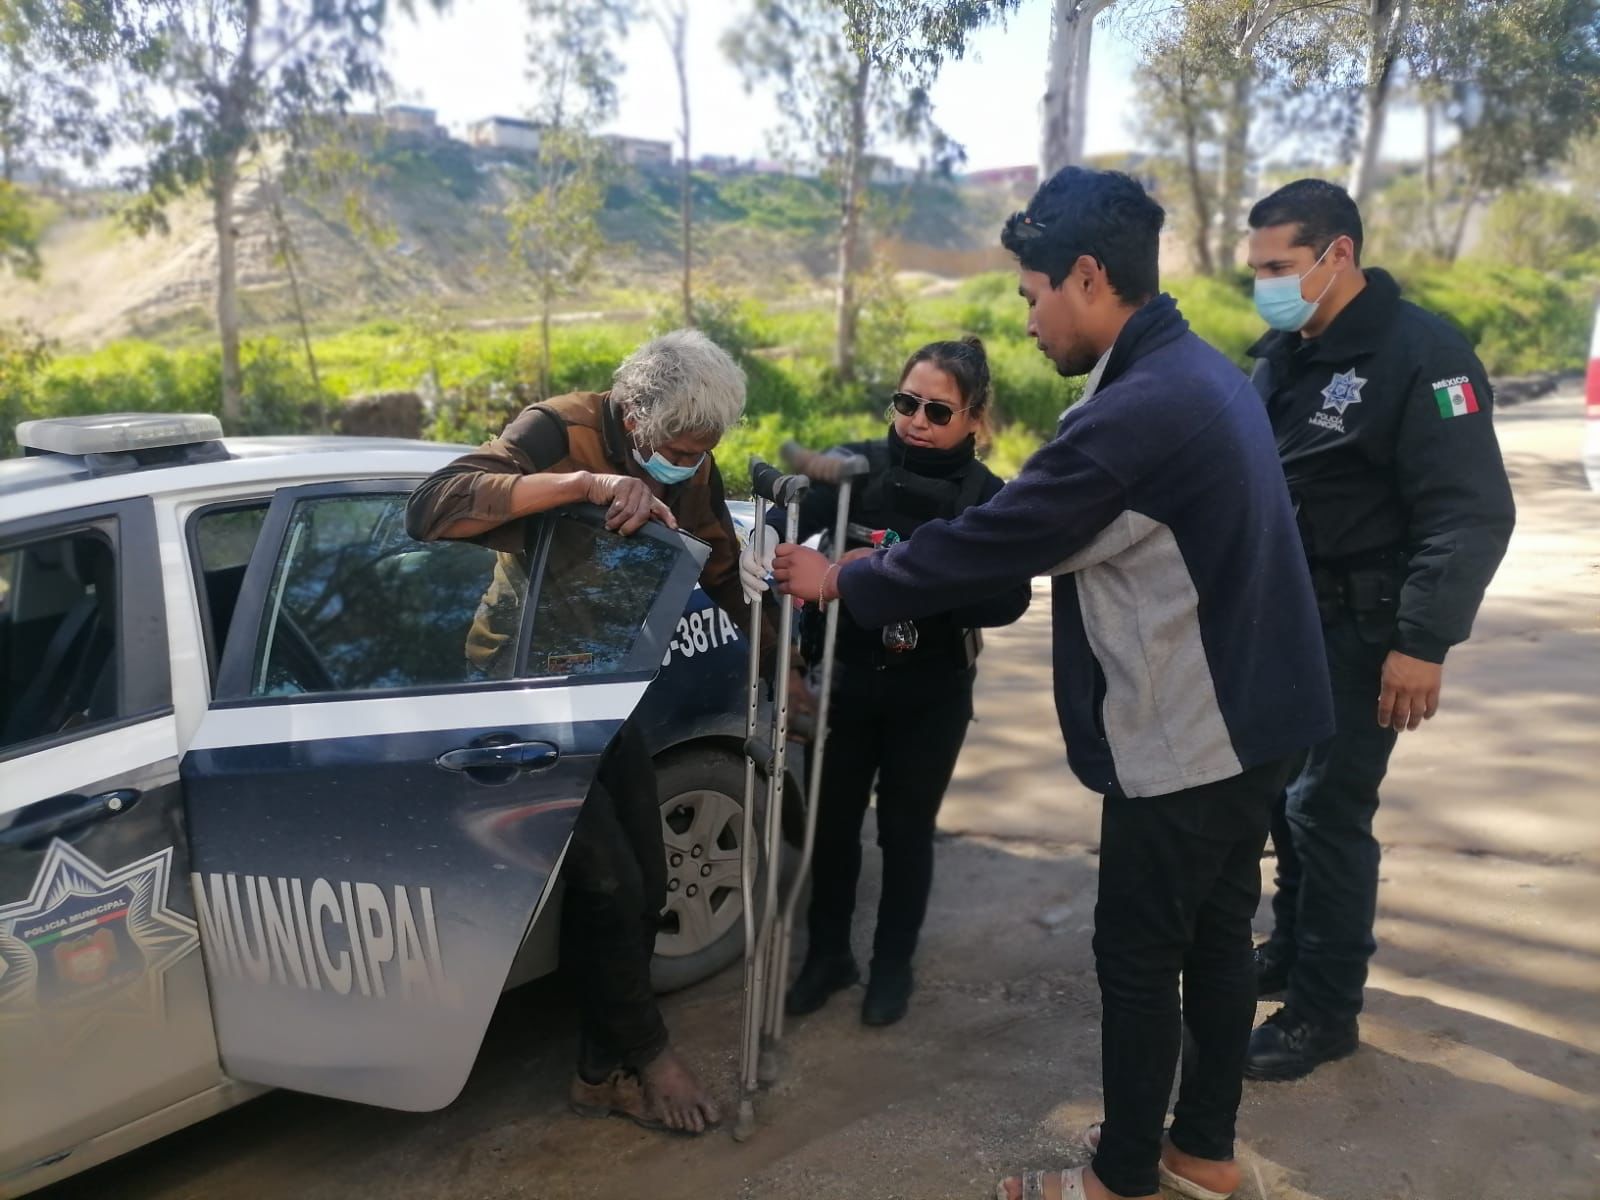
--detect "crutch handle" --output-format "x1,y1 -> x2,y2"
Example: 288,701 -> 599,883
779,441 -> 871,485
749,457 -> 810,507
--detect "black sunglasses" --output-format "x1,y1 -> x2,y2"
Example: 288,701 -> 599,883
891,391 -> 969,426
1005,211 -> 1049,242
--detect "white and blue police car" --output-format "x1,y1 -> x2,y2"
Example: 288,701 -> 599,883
0,414 -> 782,1195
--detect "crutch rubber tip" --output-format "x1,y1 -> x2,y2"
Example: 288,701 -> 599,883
732,1098 -> 757,1142
757,1043 -> 783,1086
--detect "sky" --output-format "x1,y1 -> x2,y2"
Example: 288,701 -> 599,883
384,0 -> 1433,174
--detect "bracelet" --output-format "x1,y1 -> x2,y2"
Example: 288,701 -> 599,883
820,562 -> 842,604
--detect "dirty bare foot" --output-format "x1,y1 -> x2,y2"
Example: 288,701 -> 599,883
995,1165 -> 1160,1200
639,1046 -> 721,1134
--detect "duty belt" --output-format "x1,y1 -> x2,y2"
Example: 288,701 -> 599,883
1309,549 -> 1405,627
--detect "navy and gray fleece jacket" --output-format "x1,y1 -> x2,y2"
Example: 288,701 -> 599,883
836,295 -> 1335,798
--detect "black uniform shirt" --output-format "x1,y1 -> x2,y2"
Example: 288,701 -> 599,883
1248,268 -> 1515,663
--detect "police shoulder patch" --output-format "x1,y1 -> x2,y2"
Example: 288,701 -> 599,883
1430,375 -> 1481,419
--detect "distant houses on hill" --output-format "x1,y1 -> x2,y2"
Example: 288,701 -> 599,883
362,104 -> 1028,192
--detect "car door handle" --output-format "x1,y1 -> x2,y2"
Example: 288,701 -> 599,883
435,741 -> 560,775
0,789 -> 140,849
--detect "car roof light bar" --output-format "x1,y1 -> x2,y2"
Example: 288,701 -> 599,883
17,412 -> 225,457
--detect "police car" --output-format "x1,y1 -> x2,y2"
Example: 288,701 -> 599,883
0,414 -> 780,1195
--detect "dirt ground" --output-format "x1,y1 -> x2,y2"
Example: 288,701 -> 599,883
42,389 -> 1600,1200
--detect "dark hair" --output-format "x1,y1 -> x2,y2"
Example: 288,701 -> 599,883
1000,166 -> 1164,303
899,335 -> 992,413
1247,178 -> 1364,263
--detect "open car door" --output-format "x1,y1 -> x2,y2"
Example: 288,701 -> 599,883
179,483 -> 705,1110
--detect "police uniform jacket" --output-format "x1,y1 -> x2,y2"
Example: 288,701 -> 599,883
1247,269 -> 1516,664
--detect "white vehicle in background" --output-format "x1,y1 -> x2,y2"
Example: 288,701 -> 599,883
1584,298 -> 1600,493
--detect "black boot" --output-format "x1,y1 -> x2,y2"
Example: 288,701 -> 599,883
1244,1006 -> 1359,1081
784,952 -> 859,1016
861,959 -> 913,1027
1254,943 -> 1292,997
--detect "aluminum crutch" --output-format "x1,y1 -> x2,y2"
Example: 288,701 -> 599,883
732,458 -> 808,1142
759,443 -> 871,1080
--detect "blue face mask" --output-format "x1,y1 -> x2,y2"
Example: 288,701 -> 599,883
634,447 -> 703,485
1253,242 -> 1339,333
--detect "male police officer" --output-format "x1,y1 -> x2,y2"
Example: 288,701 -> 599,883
1243,180 -> 1515,1081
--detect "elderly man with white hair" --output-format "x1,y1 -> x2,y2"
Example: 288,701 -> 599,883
407,328 -> 759,1135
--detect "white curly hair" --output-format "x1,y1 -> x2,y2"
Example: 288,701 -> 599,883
611,329 -> 747,449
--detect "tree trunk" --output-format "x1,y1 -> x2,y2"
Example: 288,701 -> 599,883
270,182 -> 324,430
1422,98 -> 1443,257
677,31 -> 692,327
1348,0 -> 1412,203
834,54 -> 870,384
213,154 -> 244,426
1214,69 -> 1252,273
540,277 -> 553,400
1039,0 -> 1115,176
1448,184 -> 1480,263
1180,88 -> 1215,275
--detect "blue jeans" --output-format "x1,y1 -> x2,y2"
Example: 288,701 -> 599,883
1266,613 -> 1400,1023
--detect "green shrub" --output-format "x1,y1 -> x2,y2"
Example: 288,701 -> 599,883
13,257 -> 1593,481
1168,274 -> 1260,364
1404,264 -> 1593,376
1478,189 -> 1600,274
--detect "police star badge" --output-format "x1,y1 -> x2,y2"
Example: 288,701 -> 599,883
0,840 -> 198,1029
1321,369 -> 1367,416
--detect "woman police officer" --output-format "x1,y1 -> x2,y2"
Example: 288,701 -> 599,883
742,337 -> 1030,1026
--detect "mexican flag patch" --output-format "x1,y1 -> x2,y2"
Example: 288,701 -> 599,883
1433,376 -> 1480,419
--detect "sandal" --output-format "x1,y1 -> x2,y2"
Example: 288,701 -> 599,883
1078,1124 -> 1234,1200
994,1166 -> 1091,1199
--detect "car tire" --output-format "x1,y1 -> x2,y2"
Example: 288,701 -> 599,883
650,744 -> 793,994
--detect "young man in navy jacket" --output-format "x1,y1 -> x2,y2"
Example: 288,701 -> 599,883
775,168 -> 1335,1200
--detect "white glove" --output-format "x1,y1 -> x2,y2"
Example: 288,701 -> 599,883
739,538 -> 775,603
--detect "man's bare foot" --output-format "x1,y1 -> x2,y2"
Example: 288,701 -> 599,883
639,1046 -> 721,1134
996,1165 -> 1160,1200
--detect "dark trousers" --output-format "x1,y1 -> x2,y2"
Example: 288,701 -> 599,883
1266,613 -> 1400,1023
1091,757 -> 1294,1199
560,719 -> 670,1079
806,663 -> 974,965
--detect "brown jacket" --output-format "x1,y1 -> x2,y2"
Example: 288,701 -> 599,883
406,391 -> 754,638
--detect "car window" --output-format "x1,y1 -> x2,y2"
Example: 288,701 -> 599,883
191,503 -> 270,684
525,514 -> 679,677
0,529 -> 120,751
251,494 -> 530,697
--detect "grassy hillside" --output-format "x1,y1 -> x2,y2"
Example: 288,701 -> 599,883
0,135 -> 1017,347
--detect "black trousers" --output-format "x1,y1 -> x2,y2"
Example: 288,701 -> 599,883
1091,757 -> 1294,1199
806,662 -> 974,965
559,719 -> 670,1079
1265,613 -> 1400,1023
